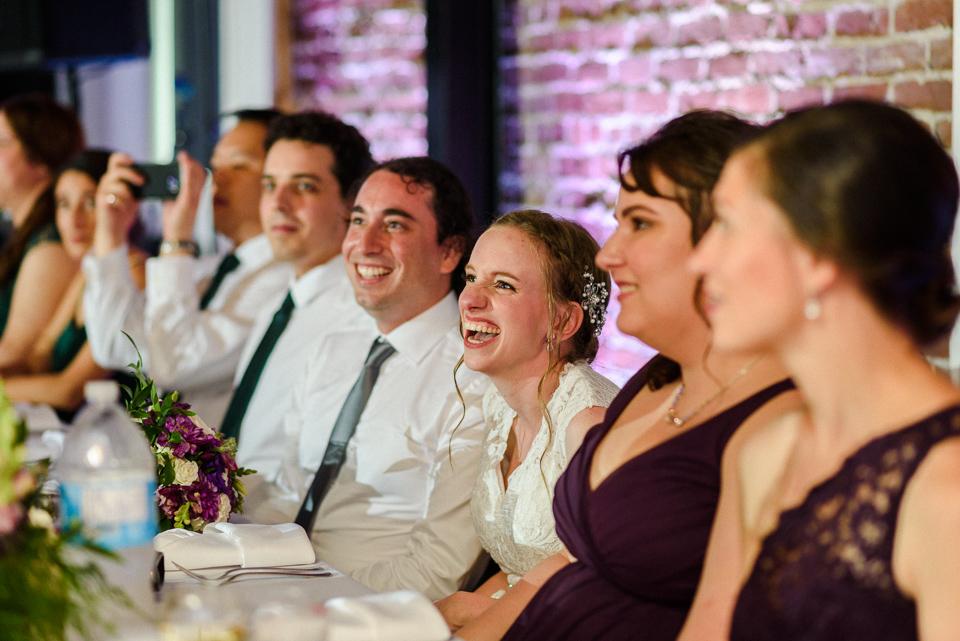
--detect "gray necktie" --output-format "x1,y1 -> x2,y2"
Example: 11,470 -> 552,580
294,337 -> 396,536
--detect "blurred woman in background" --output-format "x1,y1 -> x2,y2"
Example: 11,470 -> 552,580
0,93 -> 84,371
3,150 -> 146,412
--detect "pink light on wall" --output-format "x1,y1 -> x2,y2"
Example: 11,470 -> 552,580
289,0 -> 952,386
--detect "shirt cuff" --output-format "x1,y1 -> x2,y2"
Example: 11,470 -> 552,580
82,244 -> 129,278
146,253 -> 198,304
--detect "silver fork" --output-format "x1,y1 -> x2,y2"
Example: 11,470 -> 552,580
171,561 -> 332,586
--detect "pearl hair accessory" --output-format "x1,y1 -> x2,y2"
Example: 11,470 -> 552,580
581,270 -> 608,337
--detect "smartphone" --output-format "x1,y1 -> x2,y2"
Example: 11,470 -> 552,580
130,162 -> 181,200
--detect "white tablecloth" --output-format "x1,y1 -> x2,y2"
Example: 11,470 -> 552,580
85,545 -> 375,640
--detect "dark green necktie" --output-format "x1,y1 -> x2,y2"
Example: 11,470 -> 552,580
199,253 -> 241,310
294,338 -> 396,536
219,292 -> 295,441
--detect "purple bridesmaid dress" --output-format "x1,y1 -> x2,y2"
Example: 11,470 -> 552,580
502,365 -> 793,641
730,405 -> 960,641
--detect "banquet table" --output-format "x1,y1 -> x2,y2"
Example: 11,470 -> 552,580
89,545 -> 375,640
21,408 -> 402,640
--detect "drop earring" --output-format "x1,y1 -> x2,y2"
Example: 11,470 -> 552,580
804,296 -> 821,320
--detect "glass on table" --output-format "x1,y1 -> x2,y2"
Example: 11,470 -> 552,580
158,584 -> 247,641
249,601 -> 326,641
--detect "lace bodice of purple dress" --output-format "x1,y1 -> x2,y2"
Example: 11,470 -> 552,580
731,404 -> 960,641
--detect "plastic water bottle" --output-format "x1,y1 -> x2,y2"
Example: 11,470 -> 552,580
57,380 -> 158,549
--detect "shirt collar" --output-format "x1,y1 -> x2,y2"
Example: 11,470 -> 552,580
233,234 -> 275,269
289,256 -> 350,308
380,291 -> 460,367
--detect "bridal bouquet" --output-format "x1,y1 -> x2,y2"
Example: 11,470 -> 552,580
0,381 -> 119,641
123,342 -> 254,532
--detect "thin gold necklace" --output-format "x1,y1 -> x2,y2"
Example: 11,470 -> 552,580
663,357 -> 763,427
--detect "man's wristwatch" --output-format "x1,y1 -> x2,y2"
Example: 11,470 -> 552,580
159,239 -> 199,257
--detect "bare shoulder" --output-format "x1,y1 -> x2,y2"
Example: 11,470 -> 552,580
900,435 -> 960,535
737,405 -> 805,531
564,405 -> 607,457
22,239 -> 72,266
894,435 -> 960,629
730,389 -> 805,470
15,242 -> 76,298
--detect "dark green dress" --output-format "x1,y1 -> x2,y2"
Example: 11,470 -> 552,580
50,319 -> 87,373
48,318 -> 136,420
0,223 -> 61,336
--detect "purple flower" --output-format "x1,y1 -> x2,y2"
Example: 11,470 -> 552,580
156,413 -> 220,459
188,479 -> 223,522
199,453 -> 230,496
157,478 -> 225,524
157,485 -> 183,520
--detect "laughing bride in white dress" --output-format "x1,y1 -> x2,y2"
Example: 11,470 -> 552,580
437,209 -> 619,631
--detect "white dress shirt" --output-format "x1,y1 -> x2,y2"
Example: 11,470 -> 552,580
82,235 -> 292,426
233,257 -> 371,481
263,293 -> 489,600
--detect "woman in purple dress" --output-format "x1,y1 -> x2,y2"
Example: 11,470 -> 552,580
684,101 -> 960,640
455,111 -> 800,641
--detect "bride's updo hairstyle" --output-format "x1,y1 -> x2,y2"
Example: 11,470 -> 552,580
490,209 -> 610,365
618,110 -> 760,389
746,100 -> 960,345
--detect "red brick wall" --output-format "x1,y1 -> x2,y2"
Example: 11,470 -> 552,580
498,0 -> 952,380
289,0 -> 953,383
290,0 -> 428,160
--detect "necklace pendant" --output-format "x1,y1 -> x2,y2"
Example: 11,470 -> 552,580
664,411 -> 684,427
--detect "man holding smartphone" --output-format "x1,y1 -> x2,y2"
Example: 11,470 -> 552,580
82,109 -> 293,427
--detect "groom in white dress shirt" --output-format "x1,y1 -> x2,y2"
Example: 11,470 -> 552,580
260,157 -> 489,600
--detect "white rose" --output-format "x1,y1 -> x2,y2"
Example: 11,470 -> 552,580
217,494 -> 231,522
27,506 -> 54,532
172,458 -> 200,485
191,414 -> 215,436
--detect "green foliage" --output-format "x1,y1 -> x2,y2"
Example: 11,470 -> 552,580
121,332 -> 195,447
0,379 -> 126,641
119,332 -> 254,532
0,528 -> 127,641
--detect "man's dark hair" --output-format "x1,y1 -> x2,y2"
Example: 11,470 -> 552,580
362,157 -> 476,293
265,111 -> 374,199
230,108 -> 283,128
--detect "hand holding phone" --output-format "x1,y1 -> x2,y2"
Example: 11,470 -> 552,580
130,162 -> 181,200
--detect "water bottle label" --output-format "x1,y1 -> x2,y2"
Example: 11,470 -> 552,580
60,477 -> 158,549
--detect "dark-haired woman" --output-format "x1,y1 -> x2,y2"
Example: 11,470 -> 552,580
3,150 -> 146,411
0,93 -> 84,371
683,101 -> 960,641
437,210 -> 619,632
456,111 -> 800,641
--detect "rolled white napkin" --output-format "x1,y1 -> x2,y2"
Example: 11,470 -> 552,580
323,590 -> 450,641
16,402 -> 64,432
154,522 -> 316,571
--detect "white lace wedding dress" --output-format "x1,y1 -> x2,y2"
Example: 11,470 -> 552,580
470,361 -> 619,586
